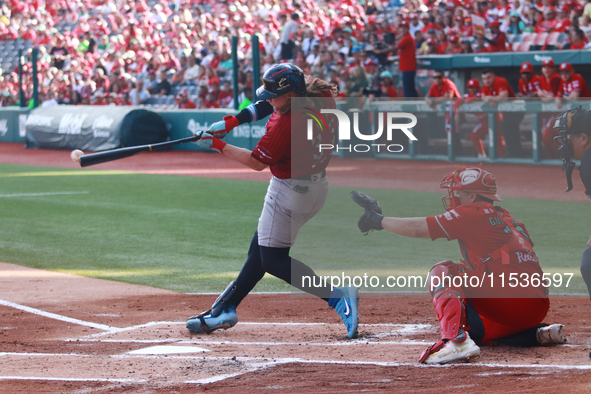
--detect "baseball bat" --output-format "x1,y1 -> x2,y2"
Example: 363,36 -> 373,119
76,132 -> 203,167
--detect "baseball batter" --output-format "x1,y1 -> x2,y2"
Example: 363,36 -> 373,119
186,64 -> 359,338
352,167 -> 565,364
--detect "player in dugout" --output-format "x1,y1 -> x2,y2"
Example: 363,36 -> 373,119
184,63 -> 359,339
350,166 -> 566,364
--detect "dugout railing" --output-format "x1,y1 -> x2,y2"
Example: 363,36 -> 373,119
359,98 -> 591,165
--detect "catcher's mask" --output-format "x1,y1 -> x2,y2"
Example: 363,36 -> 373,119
552,106 -> 590,192
440,166 -> 502,211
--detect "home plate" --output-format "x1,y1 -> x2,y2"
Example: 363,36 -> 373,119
127,345 -> 211,355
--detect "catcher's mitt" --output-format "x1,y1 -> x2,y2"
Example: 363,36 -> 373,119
350,190 -> 384,235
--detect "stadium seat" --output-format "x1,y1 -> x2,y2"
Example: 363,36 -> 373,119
512,42 -> 521,51
522,34 -> 535,45
534,33 -> 548,47
546,32 -> 561,46
518,42 -> 531,51
187,86 -> 198,95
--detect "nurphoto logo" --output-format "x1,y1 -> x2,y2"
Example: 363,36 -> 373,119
304,107 -> 418,153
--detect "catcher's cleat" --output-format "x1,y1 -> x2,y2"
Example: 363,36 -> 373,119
186,308 -> 238,335
420,331 -> 480,364
536,324 -> 567,346
332,286 -> 359,339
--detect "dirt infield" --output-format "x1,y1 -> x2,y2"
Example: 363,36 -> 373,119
0,142 -> 590,393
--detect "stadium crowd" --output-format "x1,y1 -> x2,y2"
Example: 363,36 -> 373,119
0,0 -> 589,109
0,0 -> 589,157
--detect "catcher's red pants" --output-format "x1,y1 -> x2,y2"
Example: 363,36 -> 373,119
431,261 -> 549,343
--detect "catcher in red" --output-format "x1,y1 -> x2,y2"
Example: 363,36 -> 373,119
351,166 -> 566,364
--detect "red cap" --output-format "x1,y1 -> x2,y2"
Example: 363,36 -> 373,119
177,89 -> 188,97
427,38 -> 438,45
559,62 -> 573,71
489,20 -> 500,28
467,79 -> 480,88
520,62 -> 533,73
449,35 -> 459,43
399,20 -> 409,28
542,59 -> 555,67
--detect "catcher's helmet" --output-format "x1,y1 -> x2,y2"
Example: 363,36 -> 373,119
256,63 -> 306,100
440,166 -> 502,211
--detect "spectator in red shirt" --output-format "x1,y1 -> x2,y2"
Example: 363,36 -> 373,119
396,21 -> 417,98
486,21 -> 509,52
459,16 -> 473,37
446,35 -> 462,54
436,30 -> 448,54
176,90 -> 197,109
423,38 -> 442,55
421,14 -> 439,34
481,68 -> 524,157
569,29 -> 586,50
556,62 -> 591,109
474,35 -> 490,53
518,62 -> 541,97
217,80 -> 234,108
425,70 -> 460,109
536,8 -> 558,33
203,91 -> 220,108
379,71 -> 398,98
554,7 -> 572,32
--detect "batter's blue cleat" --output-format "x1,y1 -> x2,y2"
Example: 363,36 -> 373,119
186,308 -> 238,334
330,286 -> 359,339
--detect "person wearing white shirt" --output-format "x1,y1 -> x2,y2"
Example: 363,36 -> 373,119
129,80 -> 150,105
183,56 -> 201,86
41,91 -> 58,107
409,15 -> 424,37
305,45 -> 321,67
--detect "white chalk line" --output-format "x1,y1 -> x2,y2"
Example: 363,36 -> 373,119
0,376 -> 145,383
67,338 -> 430,346
0,299 -> 115,331
3,352 -> 591,371
0,191 -> 89,198
72,321 -> 432,340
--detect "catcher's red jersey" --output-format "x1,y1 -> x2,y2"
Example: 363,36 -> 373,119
426,202 -> 543,278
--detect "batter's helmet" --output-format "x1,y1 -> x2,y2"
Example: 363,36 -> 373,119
440,167 -> 502,211
256,63 -> 306,100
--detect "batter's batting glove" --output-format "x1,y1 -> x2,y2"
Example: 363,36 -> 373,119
208,115 -> 240,139
351,190 -> 384,235
196,133 -> 228,153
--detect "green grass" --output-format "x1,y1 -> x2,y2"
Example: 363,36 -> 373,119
0,163 -> 587,295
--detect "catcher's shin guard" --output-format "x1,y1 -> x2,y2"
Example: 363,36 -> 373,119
427,261 -> 466,340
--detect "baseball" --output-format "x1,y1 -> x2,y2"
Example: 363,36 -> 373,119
70,149 -> 84,163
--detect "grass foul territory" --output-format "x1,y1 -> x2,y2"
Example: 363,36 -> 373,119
0,163 -> 587,294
